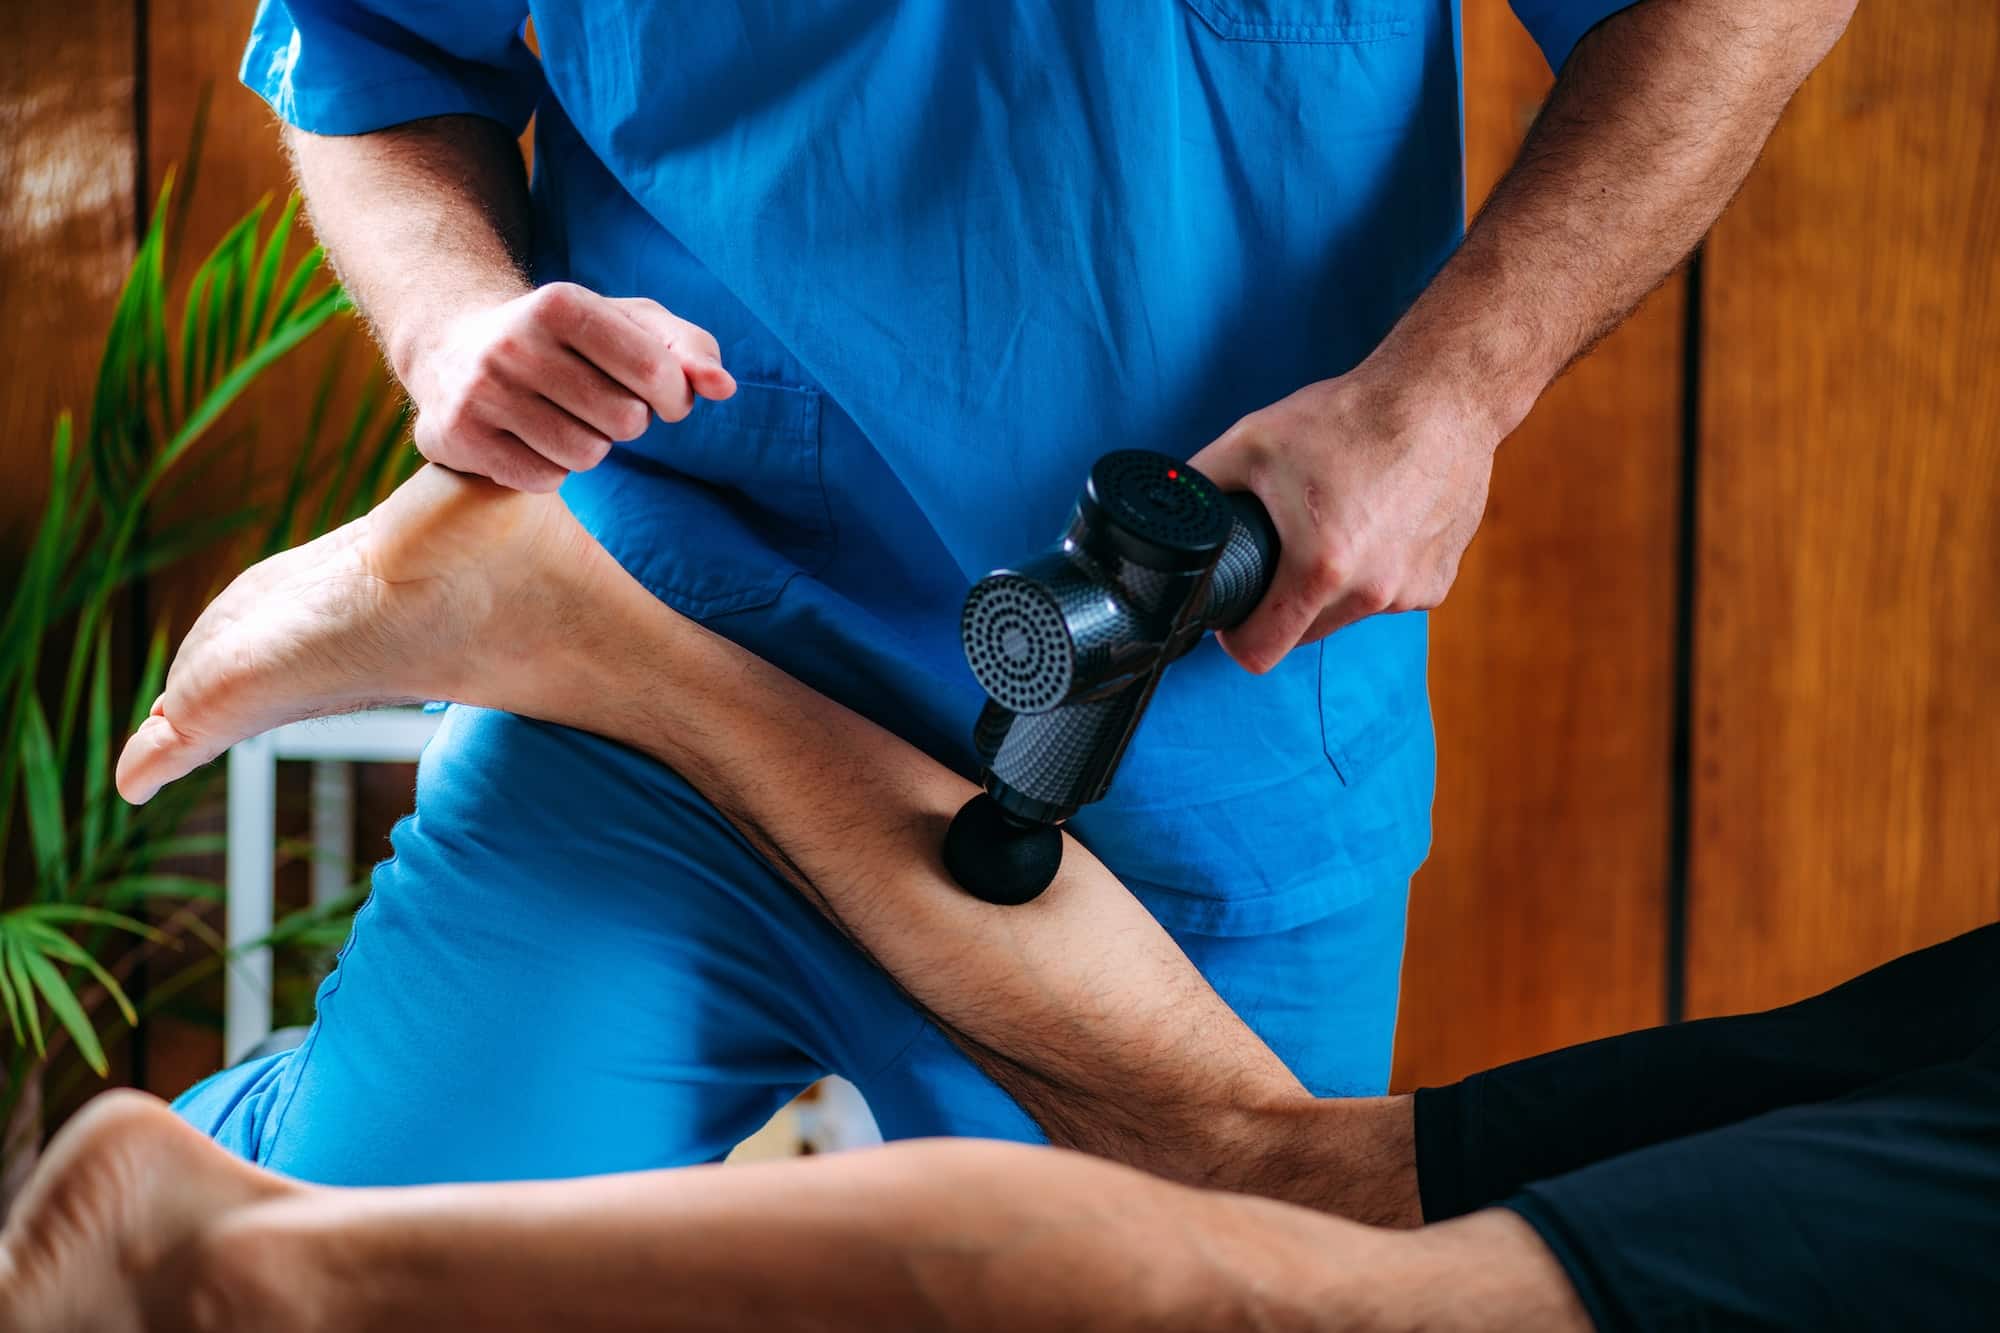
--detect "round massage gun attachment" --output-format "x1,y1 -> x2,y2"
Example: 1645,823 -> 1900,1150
943,792 -> 1064,905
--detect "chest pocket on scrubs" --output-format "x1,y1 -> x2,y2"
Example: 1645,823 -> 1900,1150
1180,0 -> 1413,42
591,380 -> 833,621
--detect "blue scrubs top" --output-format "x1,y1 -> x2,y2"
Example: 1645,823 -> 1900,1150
243,0 -> 1629,936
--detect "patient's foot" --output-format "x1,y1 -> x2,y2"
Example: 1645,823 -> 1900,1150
116,465 -> 613,804
0,1090 -> 300,1332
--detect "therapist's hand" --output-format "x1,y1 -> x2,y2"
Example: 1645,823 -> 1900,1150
398,282 -> 737,493
1188,363 -> 1499,674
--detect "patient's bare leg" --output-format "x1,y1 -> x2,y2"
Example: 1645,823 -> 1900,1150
0,1091 -> 1589,1333
116,465 -> 1411,1224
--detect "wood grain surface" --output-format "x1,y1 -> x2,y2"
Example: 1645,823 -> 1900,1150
1687,2 -> 2000,1016
1392,0 -> 1682,1088
0,1 -> 136,541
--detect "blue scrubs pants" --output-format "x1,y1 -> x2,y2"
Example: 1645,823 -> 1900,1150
177,704 -> 1413,1185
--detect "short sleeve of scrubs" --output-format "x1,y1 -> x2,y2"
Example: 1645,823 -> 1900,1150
240,0 -> 539,137
1507,0 -> 1643,71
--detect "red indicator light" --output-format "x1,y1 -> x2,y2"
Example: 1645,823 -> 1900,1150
1167,468 -> 1179,479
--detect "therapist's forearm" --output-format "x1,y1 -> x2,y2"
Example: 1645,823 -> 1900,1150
1371,0 -> 1856,438
284,116 -> 532,380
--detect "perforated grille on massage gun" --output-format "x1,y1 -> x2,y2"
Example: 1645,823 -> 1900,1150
944,451 -> 1280,906
962,572 -> 1143,716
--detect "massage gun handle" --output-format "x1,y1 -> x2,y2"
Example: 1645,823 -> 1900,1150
1200,490 -> 1280,631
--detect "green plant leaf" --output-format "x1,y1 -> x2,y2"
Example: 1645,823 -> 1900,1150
86,205 -> 168,502
191,208 -> 264,399
19,904 -> 164,941
344,401 -> 416,522
142,203 -> 175,438
164,93 -> 209,271
264,339 -> 351,555
177,265 -> 210,428
201,266 -> 227,402
0,416 -> 78,861
0,412 -> 80,672
130,625 -> 170,737
18,693 -> 67,895
134,833 -> 229,861
267,246 -> 326,334
245,192 -> 302,346
19,923 -> 138,1028
109,626 -> 172,846
222,198 -> 268,367
80,618 -> 113,874
106,507 -> 261,585
101,874 -> 224,906
147,417 -> 254,504
17,945 -> 109,1076
158,284 -> 347,477
313,382 -> 384,534
0,939 -> 24,1042
3,937 -> 47,1058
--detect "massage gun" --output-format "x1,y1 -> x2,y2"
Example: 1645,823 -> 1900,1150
942,450 -> 1279,905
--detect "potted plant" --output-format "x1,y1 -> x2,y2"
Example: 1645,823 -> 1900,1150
1,169 -> 416,1202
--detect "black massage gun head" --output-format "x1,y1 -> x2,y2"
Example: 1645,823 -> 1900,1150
943,791 -> 1065,905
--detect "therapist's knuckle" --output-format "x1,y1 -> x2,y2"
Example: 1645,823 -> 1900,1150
1301,564 -> 1342,603
628,351 -> 667,386
1353,579 -> 1395,616
1413,563 -> 1455,610
411,414 -> 445,458
1223,414 -> 1267,457
622,296 -> 669,324
533,282 -> 583,319
484,331 -> 528,369
1300,541 -> 1350,599
611,399 -> 651,440
429,394 -> 478,439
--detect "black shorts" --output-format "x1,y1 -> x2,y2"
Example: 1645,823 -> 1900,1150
1414,923 -> 2000,1332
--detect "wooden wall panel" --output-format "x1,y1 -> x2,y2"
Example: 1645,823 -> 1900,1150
1689,3 -> 2000,1016
1393,0 -> 1680,1087
0,1 -> 136,543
